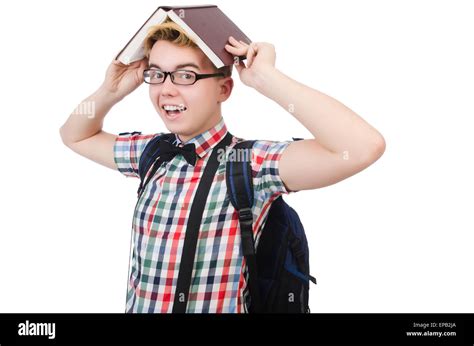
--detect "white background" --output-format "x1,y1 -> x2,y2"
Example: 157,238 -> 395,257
0,0 -> 473,313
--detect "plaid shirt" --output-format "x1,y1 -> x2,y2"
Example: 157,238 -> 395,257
114,118 -> 291,313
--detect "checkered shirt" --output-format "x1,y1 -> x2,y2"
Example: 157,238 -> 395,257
114,118 -> 292,313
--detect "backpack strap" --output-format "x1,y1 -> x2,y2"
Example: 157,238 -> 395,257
225,140 -> 263,313
287,231 -> 317,285
137,133 -> 175,198
172,132 -> 233,313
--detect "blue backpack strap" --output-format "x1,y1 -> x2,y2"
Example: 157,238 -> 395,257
225,140 -> 255,213
137,133 -> 175,198
225,140 -> 263,313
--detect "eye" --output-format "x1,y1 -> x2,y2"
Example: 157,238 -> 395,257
172,71 -> 197,84
180,72 -> 193,79
154,70 -> 165,78
145,69 -> 163,79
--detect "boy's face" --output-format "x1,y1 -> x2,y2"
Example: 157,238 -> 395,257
148,40 -> 233,142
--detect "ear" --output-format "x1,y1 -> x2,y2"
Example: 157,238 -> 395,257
217,77 -> 234,103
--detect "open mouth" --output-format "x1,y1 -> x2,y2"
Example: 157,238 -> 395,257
161,104 -> 187,119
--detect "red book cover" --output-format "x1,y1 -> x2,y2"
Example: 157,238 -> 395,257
116,5 -> 251,68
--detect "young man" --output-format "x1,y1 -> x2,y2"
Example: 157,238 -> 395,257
59,21 -> 385,313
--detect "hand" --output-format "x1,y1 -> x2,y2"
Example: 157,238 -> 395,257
100,58 -> 148,102
225,36 -> 276,89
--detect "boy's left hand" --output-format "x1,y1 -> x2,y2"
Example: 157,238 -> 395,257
225,36 -> 276,89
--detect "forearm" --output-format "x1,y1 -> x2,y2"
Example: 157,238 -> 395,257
255,67 -> 385,160
59,87 -> 119,144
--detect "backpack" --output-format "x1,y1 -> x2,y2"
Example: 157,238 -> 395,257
136,133 -> 317,313
225,139 -> 317,313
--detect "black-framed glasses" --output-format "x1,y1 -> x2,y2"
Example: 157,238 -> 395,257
143,69 -> 225,85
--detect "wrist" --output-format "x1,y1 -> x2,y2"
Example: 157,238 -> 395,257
95,85 -> 123,106
254,66 -> 285,99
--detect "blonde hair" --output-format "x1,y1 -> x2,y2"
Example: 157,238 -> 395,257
144,19 -> 232,77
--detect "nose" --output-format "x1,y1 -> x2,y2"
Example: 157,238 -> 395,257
160,73 -> 179,96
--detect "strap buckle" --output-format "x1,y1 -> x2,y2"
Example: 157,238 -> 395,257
238,208 -> 253,226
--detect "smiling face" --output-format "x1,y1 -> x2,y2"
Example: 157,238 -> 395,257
147,40 -> 234,143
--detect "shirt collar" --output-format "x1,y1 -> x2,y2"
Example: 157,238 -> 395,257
174,117 -> 228,158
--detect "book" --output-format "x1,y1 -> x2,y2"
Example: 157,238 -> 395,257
115,5 -> 252,68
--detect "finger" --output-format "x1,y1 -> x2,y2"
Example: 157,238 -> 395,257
225,43 -> 248,56
247,50 -> 253,68
138,59 -> 148,71
130,59 -> 145,68
247,43 -> 258,67
229,36 -> 245,46
113,59 -> 126,66
228,36 -> 251,50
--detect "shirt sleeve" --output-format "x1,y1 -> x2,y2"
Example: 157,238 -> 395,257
113,131 -> 163,179
250,139 -> 294,202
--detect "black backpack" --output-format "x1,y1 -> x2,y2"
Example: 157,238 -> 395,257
136,132 -> 317,313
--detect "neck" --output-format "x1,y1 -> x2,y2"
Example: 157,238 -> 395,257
178,113 -> 223,143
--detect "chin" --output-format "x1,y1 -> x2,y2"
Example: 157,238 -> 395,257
160,117 -> 196,139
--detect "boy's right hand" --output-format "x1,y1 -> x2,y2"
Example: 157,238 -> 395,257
101,58 -> 148,103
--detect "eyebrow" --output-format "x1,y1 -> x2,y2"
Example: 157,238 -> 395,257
148,62 -> 201,71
